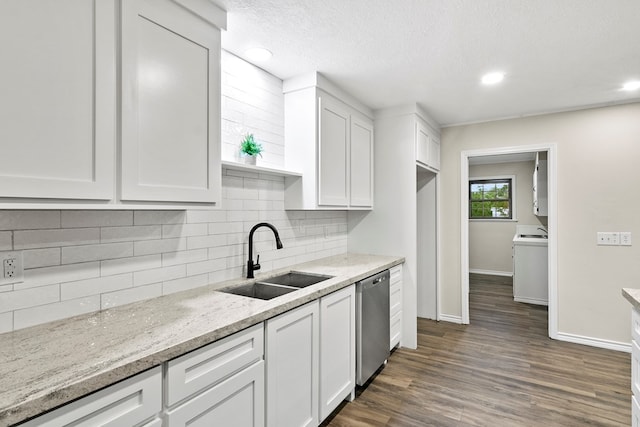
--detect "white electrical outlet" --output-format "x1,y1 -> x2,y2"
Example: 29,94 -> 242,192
597,232 -> 620,246
0,251 -> 24,285
620,232 -> 632,246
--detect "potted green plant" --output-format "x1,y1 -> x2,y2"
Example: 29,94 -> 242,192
240,133 -> 262,165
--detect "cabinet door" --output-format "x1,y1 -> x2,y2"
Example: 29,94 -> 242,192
429,133 -> 441,171
166,361 -> 265,427
266,301 -> 319,427
0,0 -> 115,200
319,285 -> 355,421
20,367 -> 161,427
416,122 -> 431,167
349,117 -> 374,208
318,95 -> 349,207
121,0 -> 221,203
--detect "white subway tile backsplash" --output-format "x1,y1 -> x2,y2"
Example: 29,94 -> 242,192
101,225 -> 162,243
187,235 -> 226,250
101,283 -> 162,309
0,51 -> 348,333
14,228 -> 100,250
0,284 -> 59,313
134,210 -> 186,225
0,231 -> 11,250
186,210 -> 227,224
162,223 -> 208,239
0,312 -> 12,333
0,211 -> 60,231
23,248 -> 61,269
14,296 -> 100,330
186,259 -> 226,276
134,238 -> 187,256
20,262 -> 100,289
62,242 -> 134,264
62,211 -> 133,228
61,274 -> 133,300
162,274 -> 209,295
134,265 -> 186,287
162,249 -> 208,267
101,255 -> 162,276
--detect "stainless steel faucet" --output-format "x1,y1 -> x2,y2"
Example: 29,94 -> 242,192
537,227 -> 548,236
247,222 -> 283,279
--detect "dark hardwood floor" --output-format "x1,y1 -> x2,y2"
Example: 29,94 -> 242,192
322,274 -> 631,426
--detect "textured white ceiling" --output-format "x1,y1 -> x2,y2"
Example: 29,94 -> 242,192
214,0 -> 640,126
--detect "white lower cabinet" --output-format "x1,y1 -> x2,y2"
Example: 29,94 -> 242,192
165,361 -> 264,427
389,265 -> 403,350
631,308 -> 640,427
19,367 -> 162,426
165,323 -> 265,427
319,284 -> 356,421
266,301 -> 320,427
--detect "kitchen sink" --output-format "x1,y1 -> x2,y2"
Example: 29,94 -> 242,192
519,234 -> 548,239
260,272 -> 333,288
218,282 -> 297,300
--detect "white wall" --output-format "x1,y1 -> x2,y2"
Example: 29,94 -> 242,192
440,103 -> 640,345
0,52 -> 347,333
469,161 -> 544,275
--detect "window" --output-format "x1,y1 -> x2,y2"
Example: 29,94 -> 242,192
469,178 -> 513,219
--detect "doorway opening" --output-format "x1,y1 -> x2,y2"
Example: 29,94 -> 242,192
460,144 -> 557,339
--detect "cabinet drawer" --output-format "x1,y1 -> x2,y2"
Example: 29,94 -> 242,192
390,310 -> 402,350
390,265 -> 402,285
633,340 -> 640,397
166,360 -> 264,427
390,283 -> 402,317
20,367 -> 161,427
633,309 -> 640,344
167,323 -> 264,406
634,395 -> 640,427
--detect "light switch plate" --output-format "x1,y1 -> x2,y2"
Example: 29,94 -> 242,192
620,232 -> 632,246
597,232 -> 620,246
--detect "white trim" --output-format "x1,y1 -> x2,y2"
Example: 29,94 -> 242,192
514,296 -> 548,306
469,174 -> 517,221
436,173 -> 441,322
439,99 -> 640,128
469,269 -> 512,277
461,143 -> 558,337
556,332 -> 631,353
439,314 -> 463,324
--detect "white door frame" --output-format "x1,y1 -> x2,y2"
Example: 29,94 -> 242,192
460,143 -> 558,339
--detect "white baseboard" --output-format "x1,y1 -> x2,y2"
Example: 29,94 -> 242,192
556,332 -> 631,353
439,314 -> 463,324
469,269 -> 512,277
514,296 -> 548,306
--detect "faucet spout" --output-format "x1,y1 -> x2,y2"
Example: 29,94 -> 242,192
247,222 -> 283,279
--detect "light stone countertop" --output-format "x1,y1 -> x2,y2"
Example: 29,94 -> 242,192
0,253 -> 403,426
622,288 -> 640,311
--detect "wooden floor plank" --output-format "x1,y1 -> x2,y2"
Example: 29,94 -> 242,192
321,274 -> 631,426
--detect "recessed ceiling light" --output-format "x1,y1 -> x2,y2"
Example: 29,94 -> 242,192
244,47 -> 272,62
481,72 -> 505,85
622,81 -> 640,91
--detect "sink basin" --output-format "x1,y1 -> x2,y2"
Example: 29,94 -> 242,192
260,272 -> 333,288
218,282 -> 297,300
519,234 -> 548,239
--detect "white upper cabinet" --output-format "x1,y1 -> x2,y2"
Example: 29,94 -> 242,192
284,73 -> 374,210
349,116 -> 374,207
0,0 -> 116,201
416,121 -> 440,171
0,0 -> 225,208
318,95 -> 350,206
121,0 -> 222,204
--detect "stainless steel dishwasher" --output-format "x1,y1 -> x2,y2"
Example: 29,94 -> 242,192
356,269 -> 390,386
